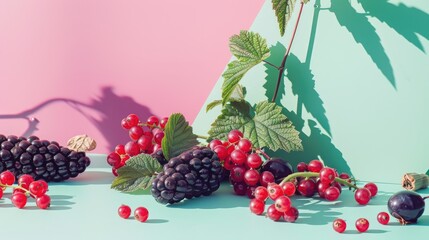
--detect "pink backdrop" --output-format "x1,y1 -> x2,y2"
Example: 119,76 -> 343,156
0,0 -> 264,153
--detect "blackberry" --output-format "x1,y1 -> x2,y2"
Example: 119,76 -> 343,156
151,146 -> 223,204
0,134 -> 90,182
151,149 -> 168,166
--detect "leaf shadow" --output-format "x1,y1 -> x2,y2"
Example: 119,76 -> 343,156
330,0 -> 396,88
359,0 -> 429,53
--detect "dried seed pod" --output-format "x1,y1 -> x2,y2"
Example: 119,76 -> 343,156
67,134 -> 97,152
402,173 -> 429,191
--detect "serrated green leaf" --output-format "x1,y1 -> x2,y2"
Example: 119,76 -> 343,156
229,31 -> 270,62
208,100 -> 303,152
426,169 -> 429,176
206,84 -> 246,112
221,60 -> 258,105
206,100 -> 223,112
161,113 -> 199,160
110,154 -> 162,192
272,0 -> 297,36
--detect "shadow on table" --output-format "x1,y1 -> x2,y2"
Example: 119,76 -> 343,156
0,194 -> 74,210
50,171 -> 115,186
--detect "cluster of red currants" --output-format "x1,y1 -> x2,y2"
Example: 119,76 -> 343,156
106,114 -> 168,175
333,212 -> 390,233
209,130 -> 282,197
118,204 -> 149,222
0,170 -> 50,209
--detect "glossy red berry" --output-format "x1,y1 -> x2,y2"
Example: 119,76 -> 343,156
129,126 -> 144,141
297,178 -> 317,197
230,149 -> 247,165
29,180 -> 48,197
0,170 -> 15,185
249,199 -> 265,215
124,141 -> 140,156
233,182 -> 247,195
254,186 -> 269,201
355,188 -> 371,205
307,160 -> 323,173
18,174 -> 34,189
377,212 -> 390,225
118,204 -> 132,219
134,207 -> 149,222
137,135 -> 152,151
209,139 -> 223,150
11,192 -> 27,209
115,144 -> 126,155
244,169 -> 260,186
213,145 -> 228,160
147,116 -> 159,128
355,218 -> 369,232
237,138 -> 252,153
0,188 -> 3,199
280,182 -> 296,197
227,130 -> 243,143
159,117 -> 169,128
267,204 -> 282,221
36,194 -> 51,209
259,171 -> 275,187
324,186 -> 341,201
333,218 -> 347,233
317,181 -> 330,198
319,167 -> 336,184
121,118 -> 131,129
126,114 -> 140,127
283,206 -> 299,223
274,196 -> 291,213
267,183 -> 284,200
153,132 -> 164,145
364,182 -> 378,197
107,152 -> 121,168
296,162 -> 307,172
246,153 -> 262,169
230,165 -> 246,183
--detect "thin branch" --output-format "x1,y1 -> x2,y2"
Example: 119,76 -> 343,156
263,60 -> 280,70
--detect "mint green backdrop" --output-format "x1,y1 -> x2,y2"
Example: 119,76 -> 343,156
193,0 -> 429,184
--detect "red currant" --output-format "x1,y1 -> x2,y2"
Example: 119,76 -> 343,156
18,174 -> 34,189
355,218 -> 369,232
267,204 -> 282,221
223,157 -> 234,170
129,126 -> 144,141
249,198 -> 265,215
280,182 -> 296,197
159,117 -> 168,128
319,167 -> 336,184
317,180 -> 330,198
115,144 -> 125,155
137,135 -> 152,151
29,180 -> 48,197
237,138 -> 252,153
134,207 -> 149,222
107,152 -> 121,168
297,178 -> 317,197
246,153 -> 262,169
267,183 -> 284,200
364,182 -> 378,197
254,186 -> 269,201
209,139 -> 223,150
121,118 -> 131,129
0,170 -> 15,185
118,204 -> 132,219
296,162 -> 307,172
233,182 -> 247,195
11,192 -> 27,209
354,188 -> 371,205
377,212 -> 390,225
126,114 -> 140,127
230,165 -> 246,183
36,194 -> 51,209
307,160 -> 323,173
154,132 -> 164,145
230,149 -> 247,165
213,145 -> 228,160
246,186 -> 257,199
333,218 -> 347,233
147,116 -> 159,128
274,196 -> 291,213
324,186 -> 341,201
244,169 -> 260,186
283,206 -> 299,223
259,171 -> 275,187
227,130 -> 243,143
124,141 -> 140,156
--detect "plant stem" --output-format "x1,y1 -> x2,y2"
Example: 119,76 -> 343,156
255,148 -> 271,160
263,60 -> 280,70
271,2 -> 305,103
196,135 -> 208,140
279,172 -> 359,190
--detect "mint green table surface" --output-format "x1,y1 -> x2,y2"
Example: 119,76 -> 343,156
1,154 -> 427,239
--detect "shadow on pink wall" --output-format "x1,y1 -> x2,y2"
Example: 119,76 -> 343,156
0,86 -> 153,152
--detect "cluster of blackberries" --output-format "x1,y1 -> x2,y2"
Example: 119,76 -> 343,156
151,146 -> 222,204
0,134 -> 90,182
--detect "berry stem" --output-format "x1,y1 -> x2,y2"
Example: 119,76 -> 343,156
271,2 -> 305,103
196,135 -> 208,140
0,183 -> 36,198
279,172 -> 359,190
255,148 -> 271,160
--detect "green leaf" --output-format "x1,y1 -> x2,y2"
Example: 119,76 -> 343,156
206,100 -> 223,112
161,113 -> 199,160
229,31 -> 270,62
222,31 -> 270,105
111,154 -> 162,192
208,100 -> 303,152
272,0 -> 297,36
206,84 -> 246,112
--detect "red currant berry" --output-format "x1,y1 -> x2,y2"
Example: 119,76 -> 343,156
159,117 -> 168,128
154,132 -> 164,145
280,182 -> 296,197
208,139 -> 223,150
230,165 -> 246,183
112,168 -> 118,176
36,194 -> 51,209
246,153 -> 262,169
124,141 -> 140,156
115,144 -> 125,155
129,126 -> 144,141
0,170 -> 15,185
364,182 -> 378,197
333,218 -> 347,233
377,212 -> 390,225
230,149 -> 247,165
246,186 -> 257,199
121,118 -> 131,129
213,145 -> 228,160
283,206 -> 299,223
223,157 -> 234,170
249,198 -> 265,215
307,160 -> 324,173
107,152 -> 121,168
297,178 -> 317,197
237,138 -> 252,153
18,174 -> 34,189
267,183 -> 284,200
134,207 -> 149,222
331,181 -> 342,194
29,180 -> 48,197
296,162 -> 307,172
0,188 -> 3,199
244,169 -> 260,186
254,186 -> 269,201
319,167 -> 336,184
355,218 -> 369,232
11,192 -> 27,209
267,204 -> 282,221
324,186 -> 341,201
118,204 -> 132,219
146,116 -> 159,128
259,171 -> 275,187
227,129 -> 243,143
317,180 -> 330,198
233,182 -> 247,195
126,114 -> 140,127
274,196 -> 291,213
354,188 -> 371,205
137,135 -> 152,151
